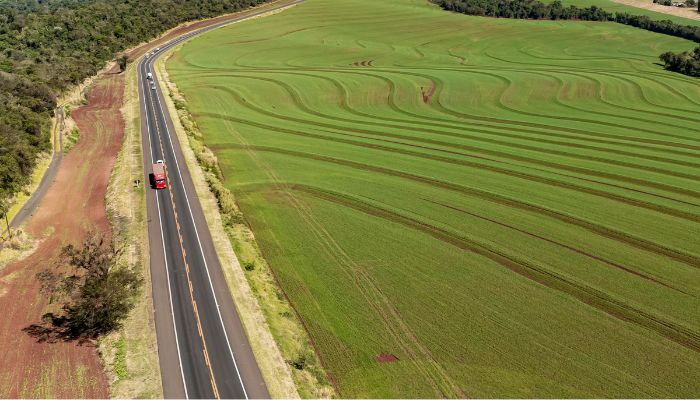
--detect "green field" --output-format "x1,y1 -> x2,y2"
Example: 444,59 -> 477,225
167,0 -> 700,397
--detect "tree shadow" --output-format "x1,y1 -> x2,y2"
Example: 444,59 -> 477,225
22,313 -> 94,345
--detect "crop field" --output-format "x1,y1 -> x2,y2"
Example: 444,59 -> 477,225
166,0 -> 700,397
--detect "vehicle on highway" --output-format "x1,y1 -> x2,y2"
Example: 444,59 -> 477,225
151,83 -> 156,90
151,160 -> 167,189
147,72 -> 153,80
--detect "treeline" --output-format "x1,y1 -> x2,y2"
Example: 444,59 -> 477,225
432,0 -> 700,76
660,46 -> 700,76
0,0 -> 269,212
432,0 -> 700,42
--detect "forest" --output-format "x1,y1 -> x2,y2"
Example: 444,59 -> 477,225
0,0 -> 269,214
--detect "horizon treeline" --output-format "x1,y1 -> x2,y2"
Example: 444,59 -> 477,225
432,0 -> 700,76
0,0 -> 269,213
432,0 -> 700,41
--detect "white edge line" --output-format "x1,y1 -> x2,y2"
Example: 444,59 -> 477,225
150,42 -> 250,400
145,3 -> 306,397
140,58 -> 189,400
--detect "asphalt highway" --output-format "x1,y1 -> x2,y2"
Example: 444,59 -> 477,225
137,2 -> 305,397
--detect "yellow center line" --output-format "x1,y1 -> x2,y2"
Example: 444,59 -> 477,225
148,86 -> 221,400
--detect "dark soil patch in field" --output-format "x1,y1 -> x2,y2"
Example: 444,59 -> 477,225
352,60 -> 374,67
422,80 -> 436,103
376,353 -> 399,363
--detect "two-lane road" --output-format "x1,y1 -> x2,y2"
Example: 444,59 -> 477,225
137,2 -> 304,397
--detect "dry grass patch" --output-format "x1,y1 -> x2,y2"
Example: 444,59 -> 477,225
98,58 -> 162,399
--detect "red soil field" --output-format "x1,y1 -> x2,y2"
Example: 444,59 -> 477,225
0,67 -> 124,398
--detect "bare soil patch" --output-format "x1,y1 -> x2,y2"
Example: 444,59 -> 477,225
0,67 -> 124,398
422,80 -> 437,103
376,353 -> 399,363
611,0 -> 700,20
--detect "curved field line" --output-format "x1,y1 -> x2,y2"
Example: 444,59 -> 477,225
224,143 -> 699,287
218,68 -> 700,169
211,141 -> 700,268
196,73 -> 700,182
289,184 -> 700,353
203,84 -> 700,204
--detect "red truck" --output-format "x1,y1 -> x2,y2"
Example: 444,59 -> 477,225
152,160 -> 167,189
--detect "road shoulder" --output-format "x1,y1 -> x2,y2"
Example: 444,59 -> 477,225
98,58 -> 163,399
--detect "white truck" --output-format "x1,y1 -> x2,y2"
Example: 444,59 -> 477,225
147,72 -> 153,80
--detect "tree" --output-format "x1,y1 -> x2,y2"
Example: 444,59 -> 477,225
0,196 -> 10,239
117,54 -> 129,72
660,46 -> 700,76
36,232 -> 142,339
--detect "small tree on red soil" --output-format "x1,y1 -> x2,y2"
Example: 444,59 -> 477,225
117,54 -> 129,73
0,197 -> 10,239
37,232 -> 142,339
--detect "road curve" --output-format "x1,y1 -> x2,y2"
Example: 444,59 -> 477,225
138,2 -> 304,398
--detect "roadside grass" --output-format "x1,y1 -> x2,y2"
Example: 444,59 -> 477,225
0,230 -> 38,270
0,151 -> 51,242
165,0 -> 700,397
63,128 -> 80,153
98,58 -> 162,399
155,49 -> 323,398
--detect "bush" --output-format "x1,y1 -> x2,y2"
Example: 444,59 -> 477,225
243,261 -> 256,271
291,354 -> 307,370
660,46 -> 700,76
117,55 -> 129,72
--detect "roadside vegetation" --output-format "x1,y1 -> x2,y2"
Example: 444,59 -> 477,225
167,0 -> 700,396
99,59 -> 162,398
63,128 -> 80,153
0,0 -> 272,220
